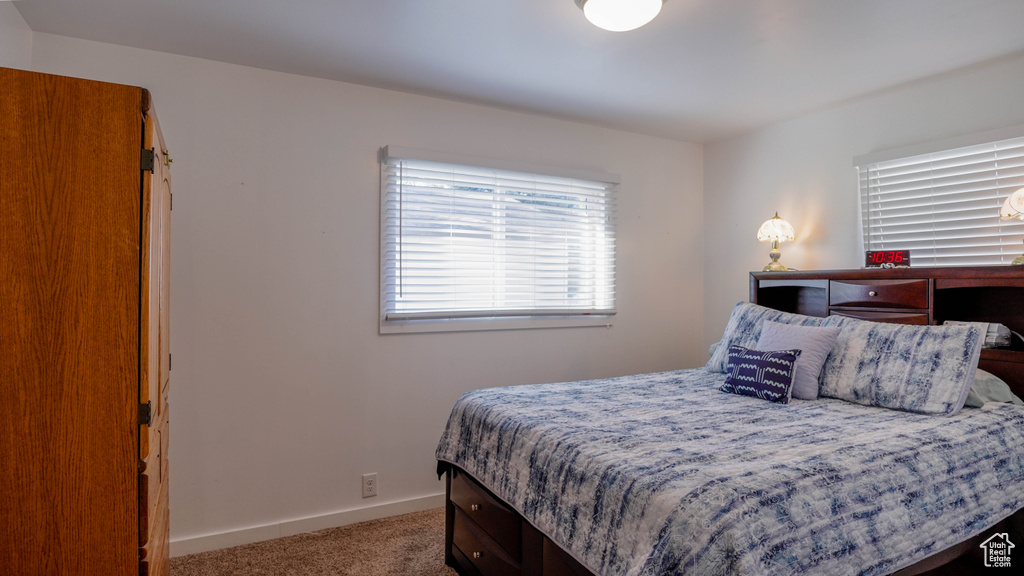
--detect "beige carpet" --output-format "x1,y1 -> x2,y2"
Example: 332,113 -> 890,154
171,507 -> 458,576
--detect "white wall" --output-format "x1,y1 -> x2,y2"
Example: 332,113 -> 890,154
703,51 -> 1024,349
0,3 -> 32,69
10,0 -> 1024,560
12,29 -> 704,553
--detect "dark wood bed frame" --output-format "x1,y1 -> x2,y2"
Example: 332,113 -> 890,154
444,266 -> 1024,576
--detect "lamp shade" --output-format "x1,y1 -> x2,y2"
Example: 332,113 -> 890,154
756,212 -> 796,243
1001,187 -> 1024,221
575,0 -> 663,32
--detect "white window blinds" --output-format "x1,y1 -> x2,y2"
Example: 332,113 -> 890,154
380,147 -> 617,325
857,135 -> 1024,266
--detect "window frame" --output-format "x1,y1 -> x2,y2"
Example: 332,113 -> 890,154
379,146 -> 619,334
854,125 -> 1024,268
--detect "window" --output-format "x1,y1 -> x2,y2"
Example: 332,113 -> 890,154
856,132 -> 1024,267
380,146 -> 617,332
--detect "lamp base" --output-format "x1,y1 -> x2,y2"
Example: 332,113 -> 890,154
763,243 -> 788,271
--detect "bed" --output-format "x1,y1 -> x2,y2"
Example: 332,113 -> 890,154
436,267 -> 1024,576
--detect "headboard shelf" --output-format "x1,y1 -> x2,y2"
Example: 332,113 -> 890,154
750,266 -> 1024,397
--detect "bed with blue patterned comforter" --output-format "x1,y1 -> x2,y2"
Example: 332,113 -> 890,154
435,368 -> 1024,576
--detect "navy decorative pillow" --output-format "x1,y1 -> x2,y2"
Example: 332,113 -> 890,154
721,345 -> 802,404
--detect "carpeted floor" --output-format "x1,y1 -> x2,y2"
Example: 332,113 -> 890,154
170,507 -> 458,576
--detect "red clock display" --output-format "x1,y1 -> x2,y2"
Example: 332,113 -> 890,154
865,250 -> 911,267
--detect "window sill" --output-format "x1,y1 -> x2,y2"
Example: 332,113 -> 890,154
379,314 -> 614,334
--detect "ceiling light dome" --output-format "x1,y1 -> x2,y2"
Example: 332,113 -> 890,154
575,0 -> 664,32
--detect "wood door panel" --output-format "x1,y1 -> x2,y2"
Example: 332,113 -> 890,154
0,67 -> 141,576
140,411 -> 169,576
159,139 -> 171,398
140,109 -> 160,459
140,106 -> 171,573
139,481 -> 169,576
139,409 -> 168,546
140,110 -> 171,454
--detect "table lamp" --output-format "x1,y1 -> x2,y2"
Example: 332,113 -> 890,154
1001,186 -> 1024,265
757,212 -> 795,271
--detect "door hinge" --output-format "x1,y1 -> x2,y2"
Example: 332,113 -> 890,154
139,401 -> 152,426
169,353 -> 172,371
141,148 -> 155,172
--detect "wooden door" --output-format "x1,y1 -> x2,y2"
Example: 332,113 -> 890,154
0,68 -> 141,576
139,99 -> 171,576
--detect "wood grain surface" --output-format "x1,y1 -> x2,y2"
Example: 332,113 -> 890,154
139,104 -> 172,576
0,67 -> 142,576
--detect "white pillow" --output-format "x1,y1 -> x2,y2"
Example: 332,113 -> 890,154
964,369 -> 1024,408
756,321 -> 841,400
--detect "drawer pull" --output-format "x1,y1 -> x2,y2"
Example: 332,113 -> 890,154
869,291 -> 878,297
472,551 -> 483,559
470,504 -> 481,511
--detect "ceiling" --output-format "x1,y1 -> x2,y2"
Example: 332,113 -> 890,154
14,0 -> 1024,142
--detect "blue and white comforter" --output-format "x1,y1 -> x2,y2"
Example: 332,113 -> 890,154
435,369 -> 1024,576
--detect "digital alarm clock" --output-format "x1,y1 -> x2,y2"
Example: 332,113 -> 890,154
865,249 -> 911,268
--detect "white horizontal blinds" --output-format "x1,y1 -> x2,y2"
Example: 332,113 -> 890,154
382,155 -> 616,321
859,135 -> 1024,266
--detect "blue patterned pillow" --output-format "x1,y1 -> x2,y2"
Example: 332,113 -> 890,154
707,302 -> 827,373
721,345 -> 802,404
818,316 -> 985,415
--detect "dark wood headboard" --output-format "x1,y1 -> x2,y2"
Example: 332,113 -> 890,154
750,266 -> 1024,399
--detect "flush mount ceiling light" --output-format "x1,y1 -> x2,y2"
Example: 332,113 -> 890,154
575,0 -> 664,32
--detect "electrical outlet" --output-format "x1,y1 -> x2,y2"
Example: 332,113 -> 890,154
362,473 -> 377,498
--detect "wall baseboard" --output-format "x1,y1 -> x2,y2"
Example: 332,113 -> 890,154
170,492 -> 446,557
